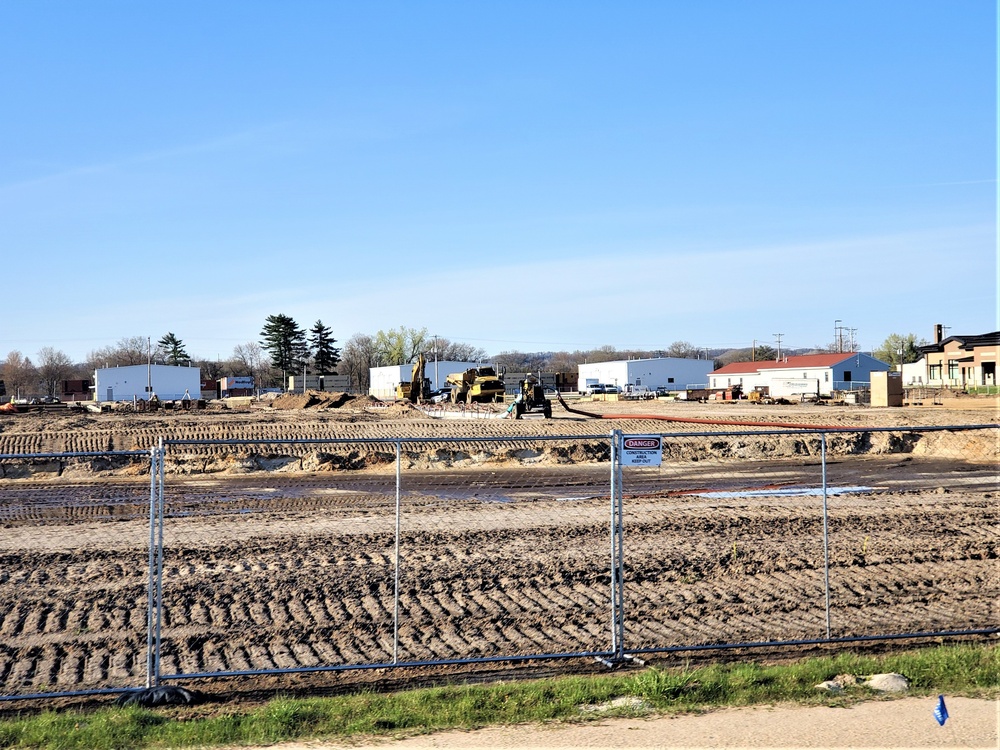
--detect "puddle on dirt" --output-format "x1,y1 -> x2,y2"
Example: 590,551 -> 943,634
695,486 -> 874,499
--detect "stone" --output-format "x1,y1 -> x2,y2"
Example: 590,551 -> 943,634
865,673 -> 910,693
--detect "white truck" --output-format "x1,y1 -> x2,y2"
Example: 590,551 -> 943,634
622,384 -> 656,400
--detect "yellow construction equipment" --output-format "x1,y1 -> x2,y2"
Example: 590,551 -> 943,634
395,353 -> 432,402
446,366 -> 505,404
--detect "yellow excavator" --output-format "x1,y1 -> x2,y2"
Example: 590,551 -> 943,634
395,353 -> 432,403
446,366 -> 506,404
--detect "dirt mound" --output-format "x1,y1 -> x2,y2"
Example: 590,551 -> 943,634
269,391 -> 358,410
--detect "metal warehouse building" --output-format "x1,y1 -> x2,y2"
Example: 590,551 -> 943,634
578,357 -> 713,393
368,361 -> 482,400
94,364 -> 202,402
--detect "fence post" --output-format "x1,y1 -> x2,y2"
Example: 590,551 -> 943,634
154,438 -> 165,685
614,430 -> 625,660
393,440 -> 401,664
609,431 -> 618,656
821,432 -> 832,639
145,444 -> 159,688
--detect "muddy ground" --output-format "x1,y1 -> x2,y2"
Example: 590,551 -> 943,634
0,395 -> 995,703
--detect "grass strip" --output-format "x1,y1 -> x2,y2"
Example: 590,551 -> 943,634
0,643 -> 995,749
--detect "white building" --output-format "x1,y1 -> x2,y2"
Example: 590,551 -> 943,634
578,357 -> 713,394
368,361 -> 482,400
94,364 -> 202,402
708,353 -> 890,397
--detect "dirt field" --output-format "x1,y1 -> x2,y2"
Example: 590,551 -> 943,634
0,395 -> 996,701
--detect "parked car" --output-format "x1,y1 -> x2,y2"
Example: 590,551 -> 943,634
604,385 -> 621,394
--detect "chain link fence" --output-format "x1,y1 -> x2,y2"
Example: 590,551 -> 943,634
0,449 -> 155,700
0,424 -> 996,700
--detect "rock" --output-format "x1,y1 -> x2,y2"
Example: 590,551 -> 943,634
865,673 -> 910,693
815,680 -> 842,693
580,696 -> 653,714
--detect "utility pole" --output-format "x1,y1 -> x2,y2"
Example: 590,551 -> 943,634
834,320 -> 842,353
773,333 -> 784,361
752,339 -> 756,362
849,328 -> 858,353
433,334 -> 439,389
146,336 -> 152,400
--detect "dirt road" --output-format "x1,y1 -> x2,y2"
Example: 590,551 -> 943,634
252,696 -> 1000,749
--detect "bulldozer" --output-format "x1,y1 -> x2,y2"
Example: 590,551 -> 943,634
509,377 -> 552,419
446,366 -> 505,404
395,353 -> 432,403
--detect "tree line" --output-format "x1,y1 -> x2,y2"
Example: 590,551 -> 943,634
0,321 -> 928,399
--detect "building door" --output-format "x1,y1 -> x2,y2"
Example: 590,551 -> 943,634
983,362 -> 996,386
106,387 -> 113,401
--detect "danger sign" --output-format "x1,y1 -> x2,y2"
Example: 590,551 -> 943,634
621,435 -> 663,466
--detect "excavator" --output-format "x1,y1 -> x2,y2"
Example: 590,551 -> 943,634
446,366 -> 506,404
395,353 -> 432,403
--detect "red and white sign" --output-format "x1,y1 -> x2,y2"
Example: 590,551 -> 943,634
621,435 -> 663,466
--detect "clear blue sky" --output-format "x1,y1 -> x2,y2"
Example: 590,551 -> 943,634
2,2 -> 996,364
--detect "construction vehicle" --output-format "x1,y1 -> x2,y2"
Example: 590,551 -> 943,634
509,377 -> 552,419
747,386 -> 775,404
395,353 -> 432,402
446,366 -> 506,404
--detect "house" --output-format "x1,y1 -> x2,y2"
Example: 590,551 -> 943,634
94,364 -> 202,402
708,353 -> 890,398
578,357 -> 713,394
918,325 -> 999,388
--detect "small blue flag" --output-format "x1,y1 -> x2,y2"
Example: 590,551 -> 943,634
934,694 -> 949,726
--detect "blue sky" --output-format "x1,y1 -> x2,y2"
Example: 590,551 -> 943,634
2,2 -> 995,363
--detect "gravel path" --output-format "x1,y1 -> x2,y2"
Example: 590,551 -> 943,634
254,696 -> 999,749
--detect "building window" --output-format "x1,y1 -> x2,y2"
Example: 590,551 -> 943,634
947,360 -> 959,380
667,377 -> 674,383
824,372 -> 829,382
929,364 -> 942,380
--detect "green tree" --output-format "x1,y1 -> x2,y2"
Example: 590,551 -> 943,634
308,320 -> 341,375
157,333 -> 191,366
373,326 -> 428,365
260,314 -> 307,384
874,333 -> 926,367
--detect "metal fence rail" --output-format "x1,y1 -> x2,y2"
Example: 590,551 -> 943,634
0,424 -> 995,701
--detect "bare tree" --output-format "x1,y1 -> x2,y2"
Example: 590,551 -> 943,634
2,351 -> 38,400
232,341 -> 270,388
666,341 -> 699,359
86,336 -> 155,369
36,347 -> 75,397
114,336 -> 152,365
438,339 -> 487,362
340,333 -> 379,393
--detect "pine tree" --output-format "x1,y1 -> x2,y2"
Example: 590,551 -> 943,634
309,320 -> 340,375
260,314 -> 307,382
157,333 -> 191,366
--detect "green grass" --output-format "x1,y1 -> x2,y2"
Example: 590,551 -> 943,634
0,643 -> 996,749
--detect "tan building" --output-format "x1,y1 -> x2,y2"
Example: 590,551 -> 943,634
918,325 -> 998,388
